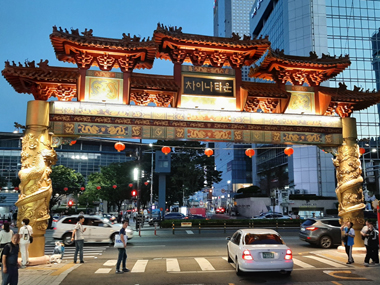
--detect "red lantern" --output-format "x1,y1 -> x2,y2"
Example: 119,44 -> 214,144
245,148 -> 255,158
113,185 -> 117,189
161,146 -> 171,155
64,187 -> 68,192
359,148 -> 365,155
284,147 -> 294,156
204,148 -> 213,157
70,140 -> 77,146
128,183 -> 133,188
80,187 -> 85,191
96,186 -> 101,190
114,142 -> 125,152
144,181 -> 149,186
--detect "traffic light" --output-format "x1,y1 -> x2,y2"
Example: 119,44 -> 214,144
68,200 -> 74,208
131,190 -> 137,198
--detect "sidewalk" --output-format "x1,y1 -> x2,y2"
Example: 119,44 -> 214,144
0,262 -> 80,285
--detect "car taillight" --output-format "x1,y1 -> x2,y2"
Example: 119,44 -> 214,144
305,226 -> 318,231
285,249 -> 292,260
242,249 -> 253,260
53,219 -> 58,222
53,227 -> 57,230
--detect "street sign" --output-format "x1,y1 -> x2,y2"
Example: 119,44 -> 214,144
200,201 -> 204,206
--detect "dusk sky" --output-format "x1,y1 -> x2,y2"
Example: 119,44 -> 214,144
0,0 -> 214,132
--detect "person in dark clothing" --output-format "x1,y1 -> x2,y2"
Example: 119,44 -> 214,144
115,220 -> 129,274
1,233 -> 20,285
364,222 -> 379,266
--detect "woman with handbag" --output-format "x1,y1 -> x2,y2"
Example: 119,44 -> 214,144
18,218 -> 33,269
341,221 -> 355,264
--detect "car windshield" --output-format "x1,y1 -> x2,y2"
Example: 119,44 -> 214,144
244,233 -> 284,245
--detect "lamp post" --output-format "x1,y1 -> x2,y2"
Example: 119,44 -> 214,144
362,148 -> 377,191
149,143 -> 154,219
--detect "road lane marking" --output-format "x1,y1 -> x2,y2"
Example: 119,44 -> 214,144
293,258 -> 315,268
186,230 -> 194,234
166,258 -> 180,272
103,260 -> 117,266
195,258 -> 215,271
324,270 -> 367,280
131,260 -> 148,272
95,268 -> 112,274
305,256 -> 347,268
331,282 -> 343,285
222,257 -> 228,261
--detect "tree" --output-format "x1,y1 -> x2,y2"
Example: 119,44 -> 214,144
155,141 -> 222,207
50,165 -> 85,212
83,162 -> 135,212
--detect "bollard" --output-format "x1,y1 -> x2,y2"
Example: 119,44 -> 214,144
276,221 -> 278,230
139,224 -> 141,237
172,222 -> 175,235
199,222 -> 201,234
154,223 -> 157,236
224,222 -> 226,234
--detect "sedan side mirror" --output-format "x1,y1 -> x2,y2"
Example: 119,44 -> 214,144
226,237 -> 231,240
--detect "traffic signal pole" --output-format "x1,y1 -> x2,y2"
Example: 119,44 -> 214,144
136,141 -> 142,230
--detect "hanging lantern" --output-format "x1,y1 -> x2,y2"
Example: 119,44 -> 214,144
70,140 -> 77,146
204,148 -> 213,157
128,183 -> 133,188
359,148 -> 365,155
144,181 -> 149,186
114,142 -> 125,152
96,186 -> 101,190
113,185 -> 117,189
284,147 -> 294,156
245,148 -> 255,158
161,146 -> 171,155
80,187 -> 85,191
64,187 -> 68,192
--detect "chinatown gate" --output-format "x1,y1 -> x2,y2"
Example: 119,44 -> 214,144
3,24 -> 380,260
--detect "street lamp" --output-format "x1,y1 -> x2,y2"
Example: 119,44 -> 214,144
149,143 -> 154,219
362,148 -> 377,190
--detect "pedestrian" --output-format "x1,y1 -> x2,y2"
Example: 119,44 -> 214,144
361,220 -> 370,262
115,219 -> 129,274
11,212 -> 17,228
18,218 -> 33,268
363,222 -> 379,266
71,215 -> 86,264
341,221 -> 355,264
0,223 -> 14,258
1,233 -> 20,285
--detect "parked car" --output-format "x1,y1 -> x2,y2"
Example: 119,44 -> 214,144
184,214 -> 206,220
299,218 -> 341,249
252,213 -> 291,220
227,229 -> 293,275
164,212 -> 186,220
53,215 -> 133,246
253,212 -> 282,218
215,207 -> 226,214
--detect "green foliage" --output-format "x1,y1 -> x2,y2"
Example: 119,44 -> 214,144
83,162 -> 136,212
155,141 -> 222,207
50,165 -> 85,209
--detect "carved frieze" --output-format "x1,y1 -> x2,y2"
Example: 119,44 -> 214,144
96,53 -> 116,71
274,67 -> 328,86
30,84 -> 76,101
130,92 -> 173,107
244,98 -> 279,113
324,102 -> 354,118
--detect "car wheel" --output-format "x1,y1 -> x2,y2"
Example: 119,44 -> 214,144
319,235 -> 333,249
62,233 -> 74,246
111,233 -> 116,244
235,257 -> 242,275
227,247 -> 233,263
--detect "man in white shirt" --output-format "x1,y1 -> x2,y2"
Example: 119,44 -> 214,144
71,215 -> 86,264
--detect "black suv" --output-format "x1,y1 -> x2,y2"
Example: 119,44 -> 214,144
299,218 -> 341,249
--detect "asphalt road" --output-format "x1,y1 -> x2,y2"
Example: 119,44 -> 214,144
44,227 -> 380,285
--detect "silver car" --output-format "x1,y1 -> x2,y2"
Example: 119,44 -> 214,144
53,215 -> 133,246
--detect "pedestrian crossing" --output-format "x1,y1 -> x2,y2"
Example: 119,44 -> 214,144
93,255 -> 349,274
44,245 -> 107,260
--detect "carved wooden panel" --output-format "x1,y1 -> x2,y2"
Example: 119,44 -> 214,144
324,102 -> 354,118
130,92 -> 173,107
275,68 -> 328,87
96,53 -> 116,71
30,84 -> 76,101
117,55 -> 138,72
74,51 -> 94,69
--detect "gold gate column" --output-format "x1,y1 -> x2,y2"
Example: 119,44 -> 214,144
15,100 -> 57,258
333,117 -> 365,247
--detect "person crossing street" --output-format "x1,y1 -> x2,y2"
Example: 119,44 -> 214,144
115,220 -> 129,274
71,215 -> 86,264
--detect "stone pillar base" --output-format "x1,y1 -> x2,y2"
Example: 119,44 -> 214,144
337,245 -> 366,254
18,255 -> 50,266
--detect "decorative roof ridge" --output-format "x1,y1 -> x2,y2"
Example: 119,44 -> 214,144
131,72 -> 174,80
51,26 -> 156,47
154,22 -> 271,44
4,59 -> 78,73
269,48 -> 351,64
319,83 -> 379,95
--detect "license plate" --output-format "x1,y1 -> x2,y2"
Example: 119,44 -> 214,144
262,252 -> 274,259
301,228 -> 305,231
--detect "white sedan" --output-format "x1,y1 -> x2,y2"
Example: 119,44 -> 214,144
227,229 -> 293,275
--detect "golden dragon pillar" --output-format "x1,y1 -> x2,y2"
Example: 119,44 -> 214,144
15,100 -> 57,258
333,117 -> 365,247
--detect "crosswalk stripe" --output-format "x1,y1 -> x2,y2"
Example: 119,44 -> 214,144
222,257 -> 228,261
293,258 -> 315,268
132,260 -> 148,272
195,258 -> 215,271
166,258 -> 180,272
103,260 -> 117,266
304,255 -> 346,268
95,268 -> 112,274
186,230 -> 194,234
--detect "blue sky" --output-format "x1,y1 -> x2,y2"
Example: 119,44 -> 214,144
0,0 -> 214,132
